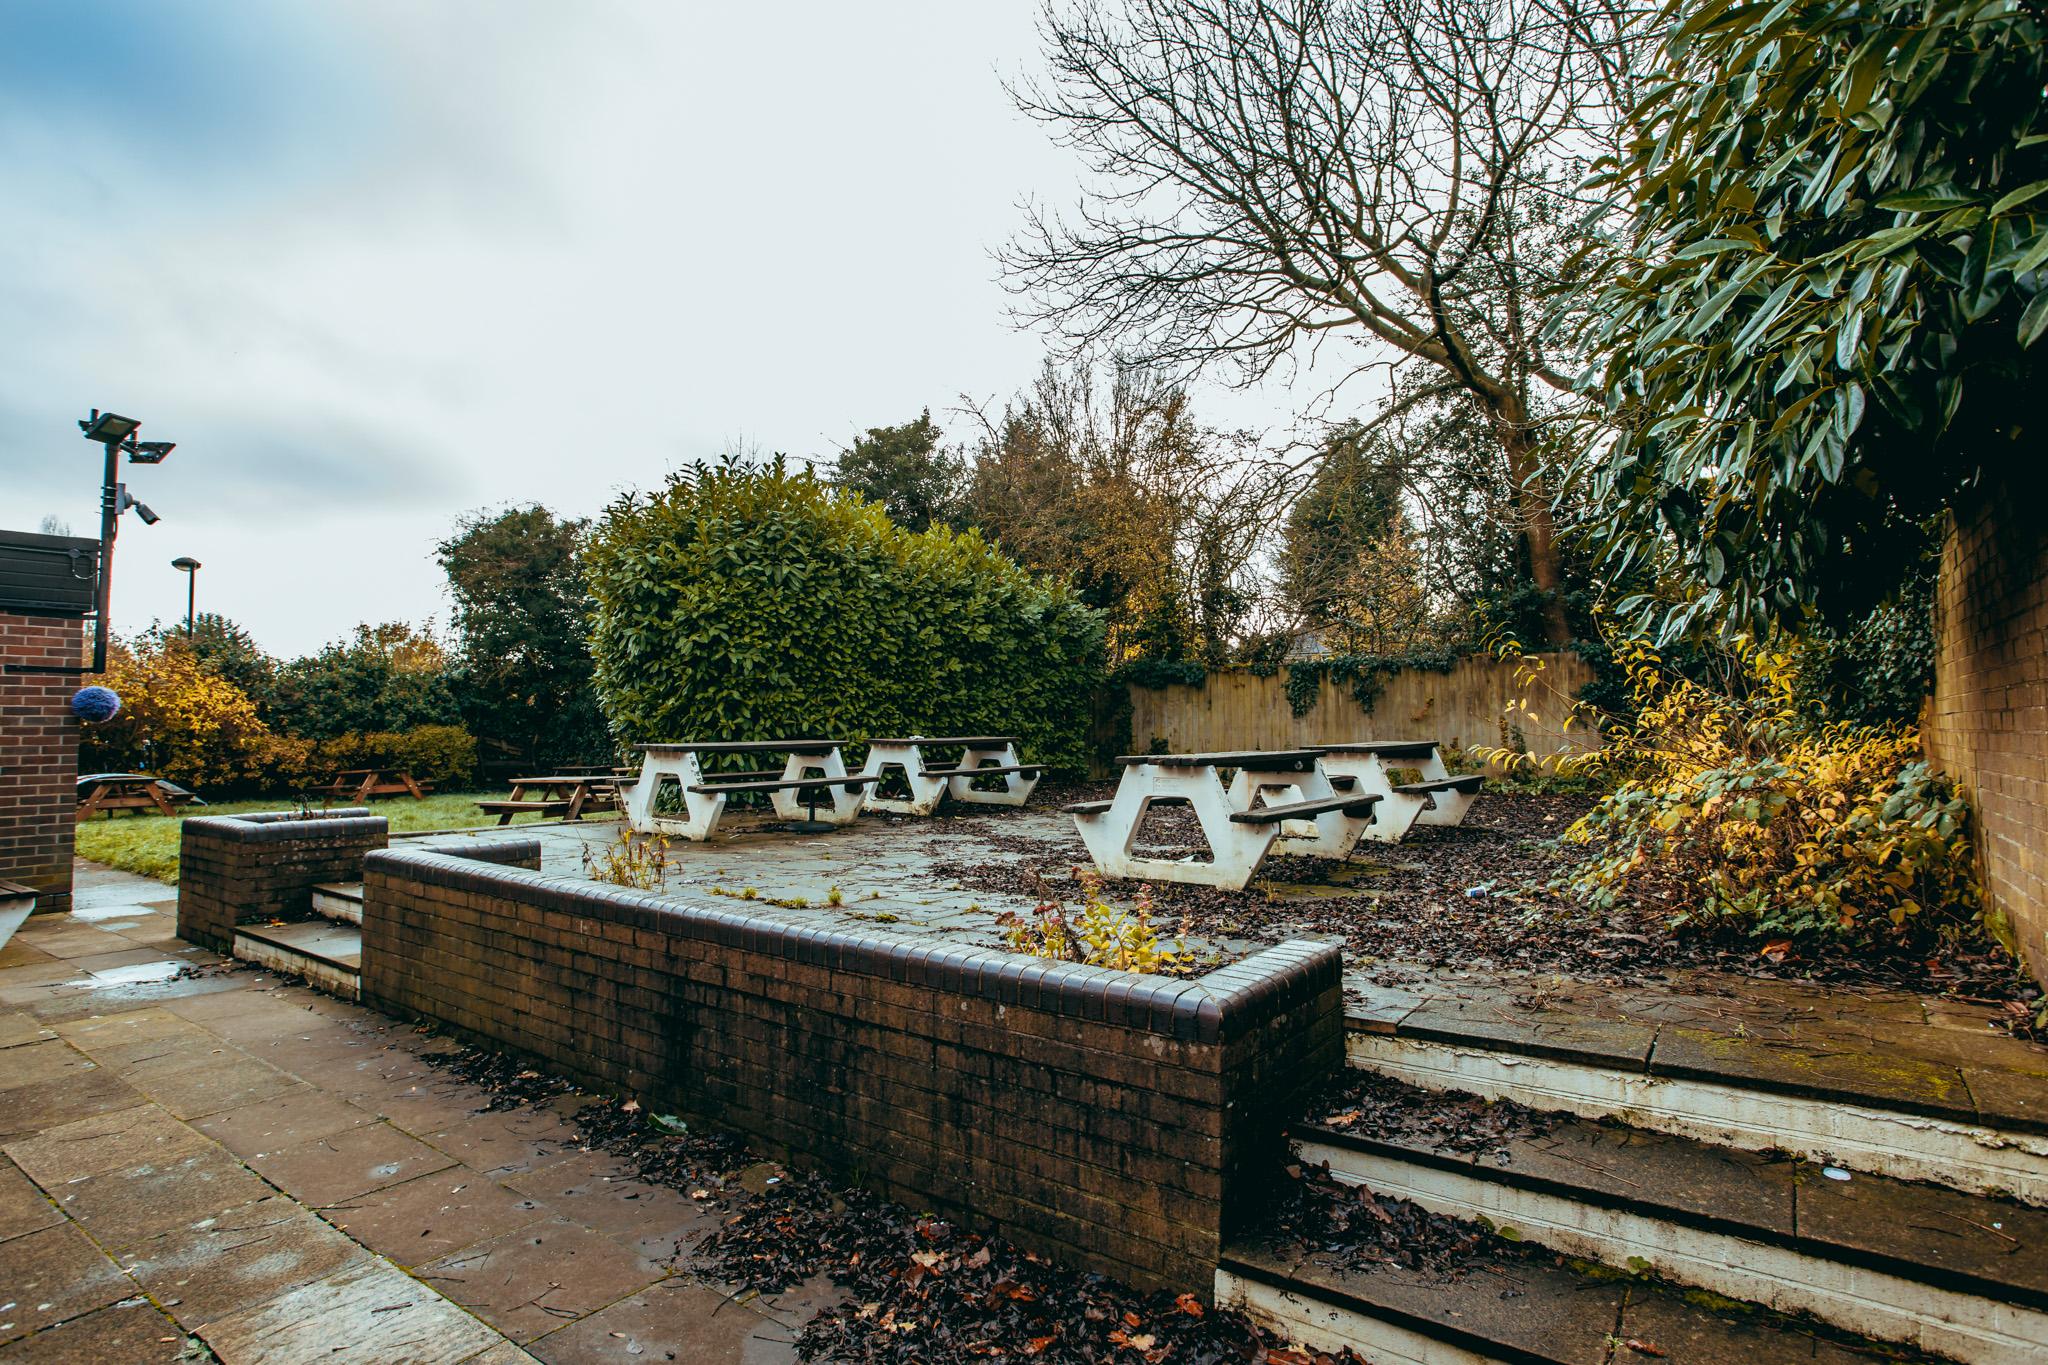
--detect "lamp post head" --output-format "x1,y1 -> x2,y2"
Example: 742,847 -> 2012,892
81,411 -> 140,445
172,557 -> 201,573
129,441 -> 175,464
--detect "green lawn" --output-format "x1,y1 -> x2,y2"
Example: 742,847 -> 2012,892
73,791 -> 607,884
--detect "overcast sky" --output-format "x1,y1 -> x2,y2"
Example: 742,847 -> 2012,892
1,1 -> 1320,657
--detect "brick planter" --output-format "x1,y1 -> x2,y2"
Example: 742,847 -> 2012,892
359,845 -> 1343,1293
177,809 -> 388,952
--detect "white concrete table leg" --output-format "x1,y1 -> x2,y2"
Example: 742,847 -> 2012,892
947,743 -> 1041,807
1413,747 -> 1479,827
860,741 -> 949,816
633,751 -> 728,842
770,747 -> 865,827
1325,753 -> 1428,843
1072,763 -> 1278,891
1231,764 -> 1375,859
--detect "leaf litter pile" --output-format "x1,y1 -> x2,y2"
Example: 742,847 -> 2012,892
1301,1071 -> 1561,1164
929,792 -> 2037,1005
421,1041 -> 1360,1363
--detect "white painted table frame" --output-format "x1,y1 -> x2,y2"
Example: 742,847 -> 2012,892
1320,741 -> 1480,835
1073,756 -> 1369,890
860,739 -> 1041,816
624,745 -> 864,842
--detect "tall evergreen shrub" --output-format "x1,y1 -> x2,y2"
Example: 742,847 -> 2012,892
583,458 -> 1106,772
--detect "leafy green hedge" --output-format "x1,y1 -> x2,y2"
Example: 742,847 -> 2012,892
583,459 -> 1107,773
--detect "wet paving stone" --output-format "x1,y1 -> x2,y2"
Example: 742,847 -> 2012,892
0,1221 -> 135,1345
196,1256 -> 505,1365
118,1193 -> 369,1328
248,1120 -> 459,1208
524,1280 -> 805,1364
418,1216 -> 668,1342
323,1168 -> 548,1269
2,1104 -> 212,1187
0,1157 -> 61,1242
0,1296 -> 191,1363
51,1143 -> 275,1253
191,1088 -> 379,1160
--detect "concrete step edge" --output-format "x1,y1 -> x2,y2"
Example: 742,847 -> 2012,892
1294,1119 -> 2048,1314
1348,1029 -> 2048,1206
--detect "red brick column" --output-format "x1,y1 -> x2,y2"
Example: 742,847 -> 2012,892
1926,478 -> 2048,986
0,610 -> 85,915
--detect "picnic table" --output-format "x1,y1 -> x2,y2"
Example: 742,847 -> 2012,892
1317,740 -> 1483,840
859,735 -> 1044,815
623,740 -> 876,841
476,773 -> 621,826
76,773 -> 202,819
316,768 -> 431,802
1066,749 -> 1381,890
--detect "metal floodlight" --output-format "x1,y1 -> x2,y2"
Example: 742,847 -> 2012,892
81,411 -> 141,445
129,441 -> 175,464
172,556 -> 200,572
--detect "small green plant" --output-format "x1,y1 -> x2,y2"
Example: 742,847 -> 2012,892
581,829 -> 672,891
826,886 -> 845,907
997,869 -> 1188,974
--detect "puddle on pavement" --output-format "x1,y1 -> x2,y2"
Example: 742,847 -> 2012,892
70,903 -> 161,922
86,961 -> 186,987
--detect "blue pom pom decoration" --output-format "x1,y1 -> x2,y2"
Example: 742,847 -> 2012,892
71,686 -> 121,723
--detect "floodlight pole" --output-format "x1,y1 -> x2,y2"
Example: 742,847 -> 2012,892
92,439 -> 119,673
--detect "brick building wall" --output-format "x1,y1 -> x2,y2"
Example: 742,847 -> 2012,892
360,845 -> 1343,1293
1925,483 -> 2048,984
177,810 -> 388,951
0,610 -> 84,914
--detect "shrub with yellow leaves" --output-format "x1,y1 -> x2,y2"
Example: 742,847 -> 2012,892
1555,639 -> 1983,948
80,636 -> 302,792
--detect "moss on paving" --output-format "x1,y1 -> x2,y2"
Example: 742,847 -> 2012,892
74,792 -> 613,884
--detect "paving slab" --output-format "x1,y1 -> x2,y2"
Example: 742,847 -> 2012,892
0,940 -> 58,971
0,1041 -> 99,1092
506,1151 -> 719,1263
1614,1281 -> 1843,1362
525,1280 -> 804,1364
119,1047 -> 308,1120
0,1158 -> 60,1243
0,1014 -> 53,1050
418,1216 -> 668,1343
249,1120 -> 460,1207
1962,1060 -> 2048,1132
1649,1026 -> 1977,1122
192,1086 -> 379,1159
1399,995 -> 1657,1069
0,1069 -> 144,1143
52,1141 -> 275,1253
323,1168 -> 549,1268
54,1007 -> 218,1065
3,1104 -> 213,1186
0,1221 -> 135,1345
426,1108 -> 587,1180
0,1297 -> 192,1363
118,1192 -> 370,1327
196,1256 -> 506,1365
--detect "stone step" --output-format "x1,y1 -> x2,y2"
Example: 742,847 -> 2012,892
1217,1233 -> 1927,1365
1346,1008 -> 2048,1205
309,882 -> 363,924
1292,1096 -> 2048,1364
233,920 -> 362,1001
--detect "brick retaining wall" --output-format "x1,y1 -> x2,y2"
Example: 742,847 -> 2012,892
177,809 -> 388,951
1927,481 -> 2048,984
0,610 -> 83,914
359,845 -> 1343,1292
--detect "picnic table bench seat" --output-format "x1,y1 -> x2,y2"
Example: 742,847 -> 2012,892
921,763 -> 1045,778
1231,792 -> 1382,825
476,798 -> 571,824
686,775 -> 878,795
1395,775 -> 1486,796
1065,799 -> 1113,817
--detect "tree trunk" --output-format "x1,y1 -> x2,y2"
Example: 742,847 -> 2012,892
1497,420 -> 1573,647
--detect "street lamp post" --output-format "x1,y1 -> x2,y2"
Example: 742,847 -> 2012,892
172,557 -> 201,636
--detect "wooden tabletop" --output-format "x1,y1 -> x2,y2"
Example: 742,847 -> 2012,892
637,740 -> 845,755
866,735 -> 1019,746
1117,749 -> 1325,769
1319,740 -> 1441,758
